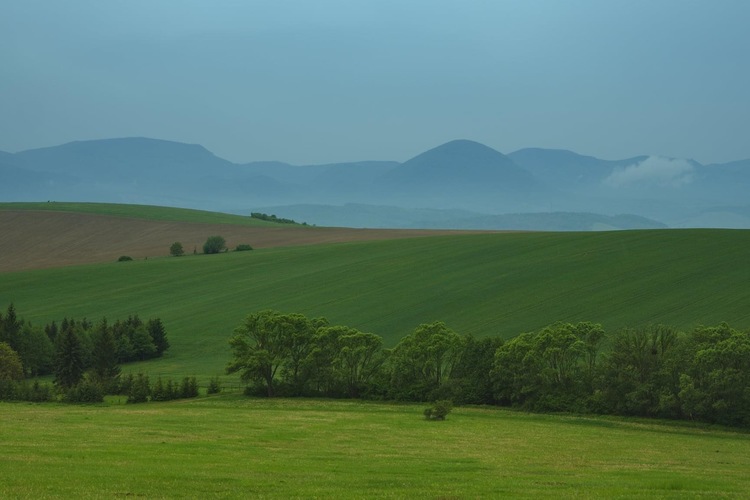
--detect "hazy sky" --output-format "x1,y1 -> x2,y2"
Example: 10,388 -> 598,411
1,1 -> 748,165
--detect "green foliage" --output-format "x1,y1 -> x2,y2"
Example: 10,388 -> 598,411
64,377 -> 105,404
90,318 -> 120,391
250,212 -> 299,224
127,372 -> 151,404
227,310 -> 303,396
234,244 -> 253,251
0,379 -> 54,402
423,400 -> 453,420
388,321 -> 462,401
203,235 -> 226,254
54,326 -> 86,389
117,256 -> 133,262
0,342 -> 24,381
170,241 -> 185,257
207,376 -> 222,394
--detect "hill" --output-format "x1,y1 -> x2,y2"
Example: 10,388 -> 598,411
1,211 -> 748,380
0,203 -> 474,272
7,136 -> 750,229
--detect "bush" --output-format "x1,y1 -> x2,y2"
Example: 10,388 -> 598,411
424,400 -> 453,421
170,242 -> 185,257
203,236 -> 226,254
126,373 -> 150,404
64,378 -> 104,404
207,376 -> 222,394
235,244 -> 253,252
118,256 -> 133,262
180,376 -> 199,398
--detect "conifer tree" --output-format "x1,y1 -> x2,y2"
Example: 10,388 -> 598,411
54,326 -> 85,389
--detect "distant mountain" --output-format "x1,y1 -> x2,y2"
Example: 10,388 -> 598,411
509,148 -> 648,187
4,136 -> 749,229
15,137 -> 234,181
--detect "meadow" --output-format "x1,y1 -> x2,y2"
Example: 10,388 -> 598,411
2,395 -> 750,498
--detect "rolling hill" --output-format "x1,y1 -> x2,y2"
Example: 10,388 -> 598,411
1,203 -> 748,381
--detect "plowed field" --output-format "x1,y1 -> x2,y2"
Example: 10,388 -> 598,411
0,210 -> 481,272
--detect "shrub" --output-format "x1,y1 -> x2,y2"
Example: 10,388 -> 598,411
203,236 -> 227,254
117,256 -> 133,262
424,400 -> 453,421
235,244 -> 253,252
64,378 -> 104,404
207,376 -> 222,394
169,242 -> 185,257
180,376 -> 199,398
126,373 -> 151,404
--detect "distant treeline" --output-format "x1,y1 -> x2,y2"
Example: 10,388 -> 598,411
228,310 -> 750,428
0,304 -> 170,402
250,212 -> 306,225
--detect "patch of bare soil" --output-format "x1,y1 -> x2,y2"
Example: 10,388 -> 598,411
0,210 -> 487,273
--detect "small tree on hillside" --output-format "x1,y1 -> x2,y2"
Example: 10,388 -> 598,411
170,242 -> 185,257
203,236 -> 227,254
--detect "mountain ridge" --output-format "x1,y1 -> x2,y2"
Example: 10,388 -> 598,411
4,136 -> 749,229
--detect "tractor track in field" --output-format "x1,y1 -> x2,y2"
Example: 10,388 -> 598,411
0,210 -> 492,273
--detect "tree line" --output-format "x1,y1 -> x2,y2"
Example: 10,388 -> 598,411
228,310 -> 750,428
0,303 -> 170,402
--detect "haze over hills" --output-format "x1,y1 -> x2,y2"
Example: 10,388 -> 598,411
2,137 -> 748,230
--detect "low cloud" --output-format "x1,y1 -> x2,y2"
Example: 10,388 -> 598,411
604,156 -> 695,188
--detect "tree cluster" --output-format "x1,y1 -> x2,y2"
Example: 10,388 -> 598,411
0,304 -> 170,401
250,212 -> 302,225
227,310 -> 750,427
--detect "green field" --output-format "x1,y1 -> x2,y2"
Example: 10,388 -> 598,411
2,396 -> 749,498
2,227 -> 749,381
0,201 -> 281,226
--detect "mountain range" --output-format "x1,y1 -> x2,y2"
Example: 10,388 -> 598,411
2,137 -> 748,230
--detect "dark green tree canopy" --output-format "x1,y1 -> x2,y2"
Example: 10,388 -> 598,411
203,236 -> 227,254
170,241 -> 185,257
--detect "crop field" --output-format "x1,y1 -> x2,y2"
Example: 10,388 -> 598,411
0,203 -> 472,272
1,205 -> 749,381
2,396 -> 749,498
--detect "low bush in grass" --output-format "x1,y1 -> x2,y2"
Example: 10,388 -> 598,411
424,400 -> 453,421
207,376 -> 222,394
117,255 -> 133,262
235,244 -> 253,252
0,379 -> 55,402
64,378 -> 104,404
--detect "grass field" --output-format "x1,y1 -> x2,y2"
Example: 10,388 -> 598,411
2,395 -> 749,498
0,201 -> 281,225
2,227 -> 749,382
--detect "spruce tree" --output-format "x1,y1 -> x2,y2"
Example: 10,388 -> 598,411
54,326 -> 85,389
90,318 -> 121,391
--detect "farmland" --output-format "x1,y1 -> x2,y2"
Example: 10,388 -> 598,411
1,203 -> 749,381
3,203 -> 750,497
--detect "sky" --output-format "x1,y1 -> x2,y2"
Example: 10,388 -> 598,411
1,0 -> 749,165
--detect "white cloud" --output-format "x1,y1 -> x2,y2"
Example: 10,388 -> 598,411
604,156 -> 695,188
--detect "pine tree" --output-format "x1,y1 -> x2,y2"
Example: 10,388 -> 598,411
90,318 -> 121,391
54,326 -> 85,389
147,318 -> 170,357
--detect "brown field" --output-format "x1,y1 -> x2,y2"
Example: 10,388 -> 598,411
0,210 -> 484,273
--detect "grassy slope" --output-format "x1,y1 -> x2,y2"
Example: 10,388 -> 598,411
0,201 -> 281,226
2,396 -> 749,498
2,229 -> 749,381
